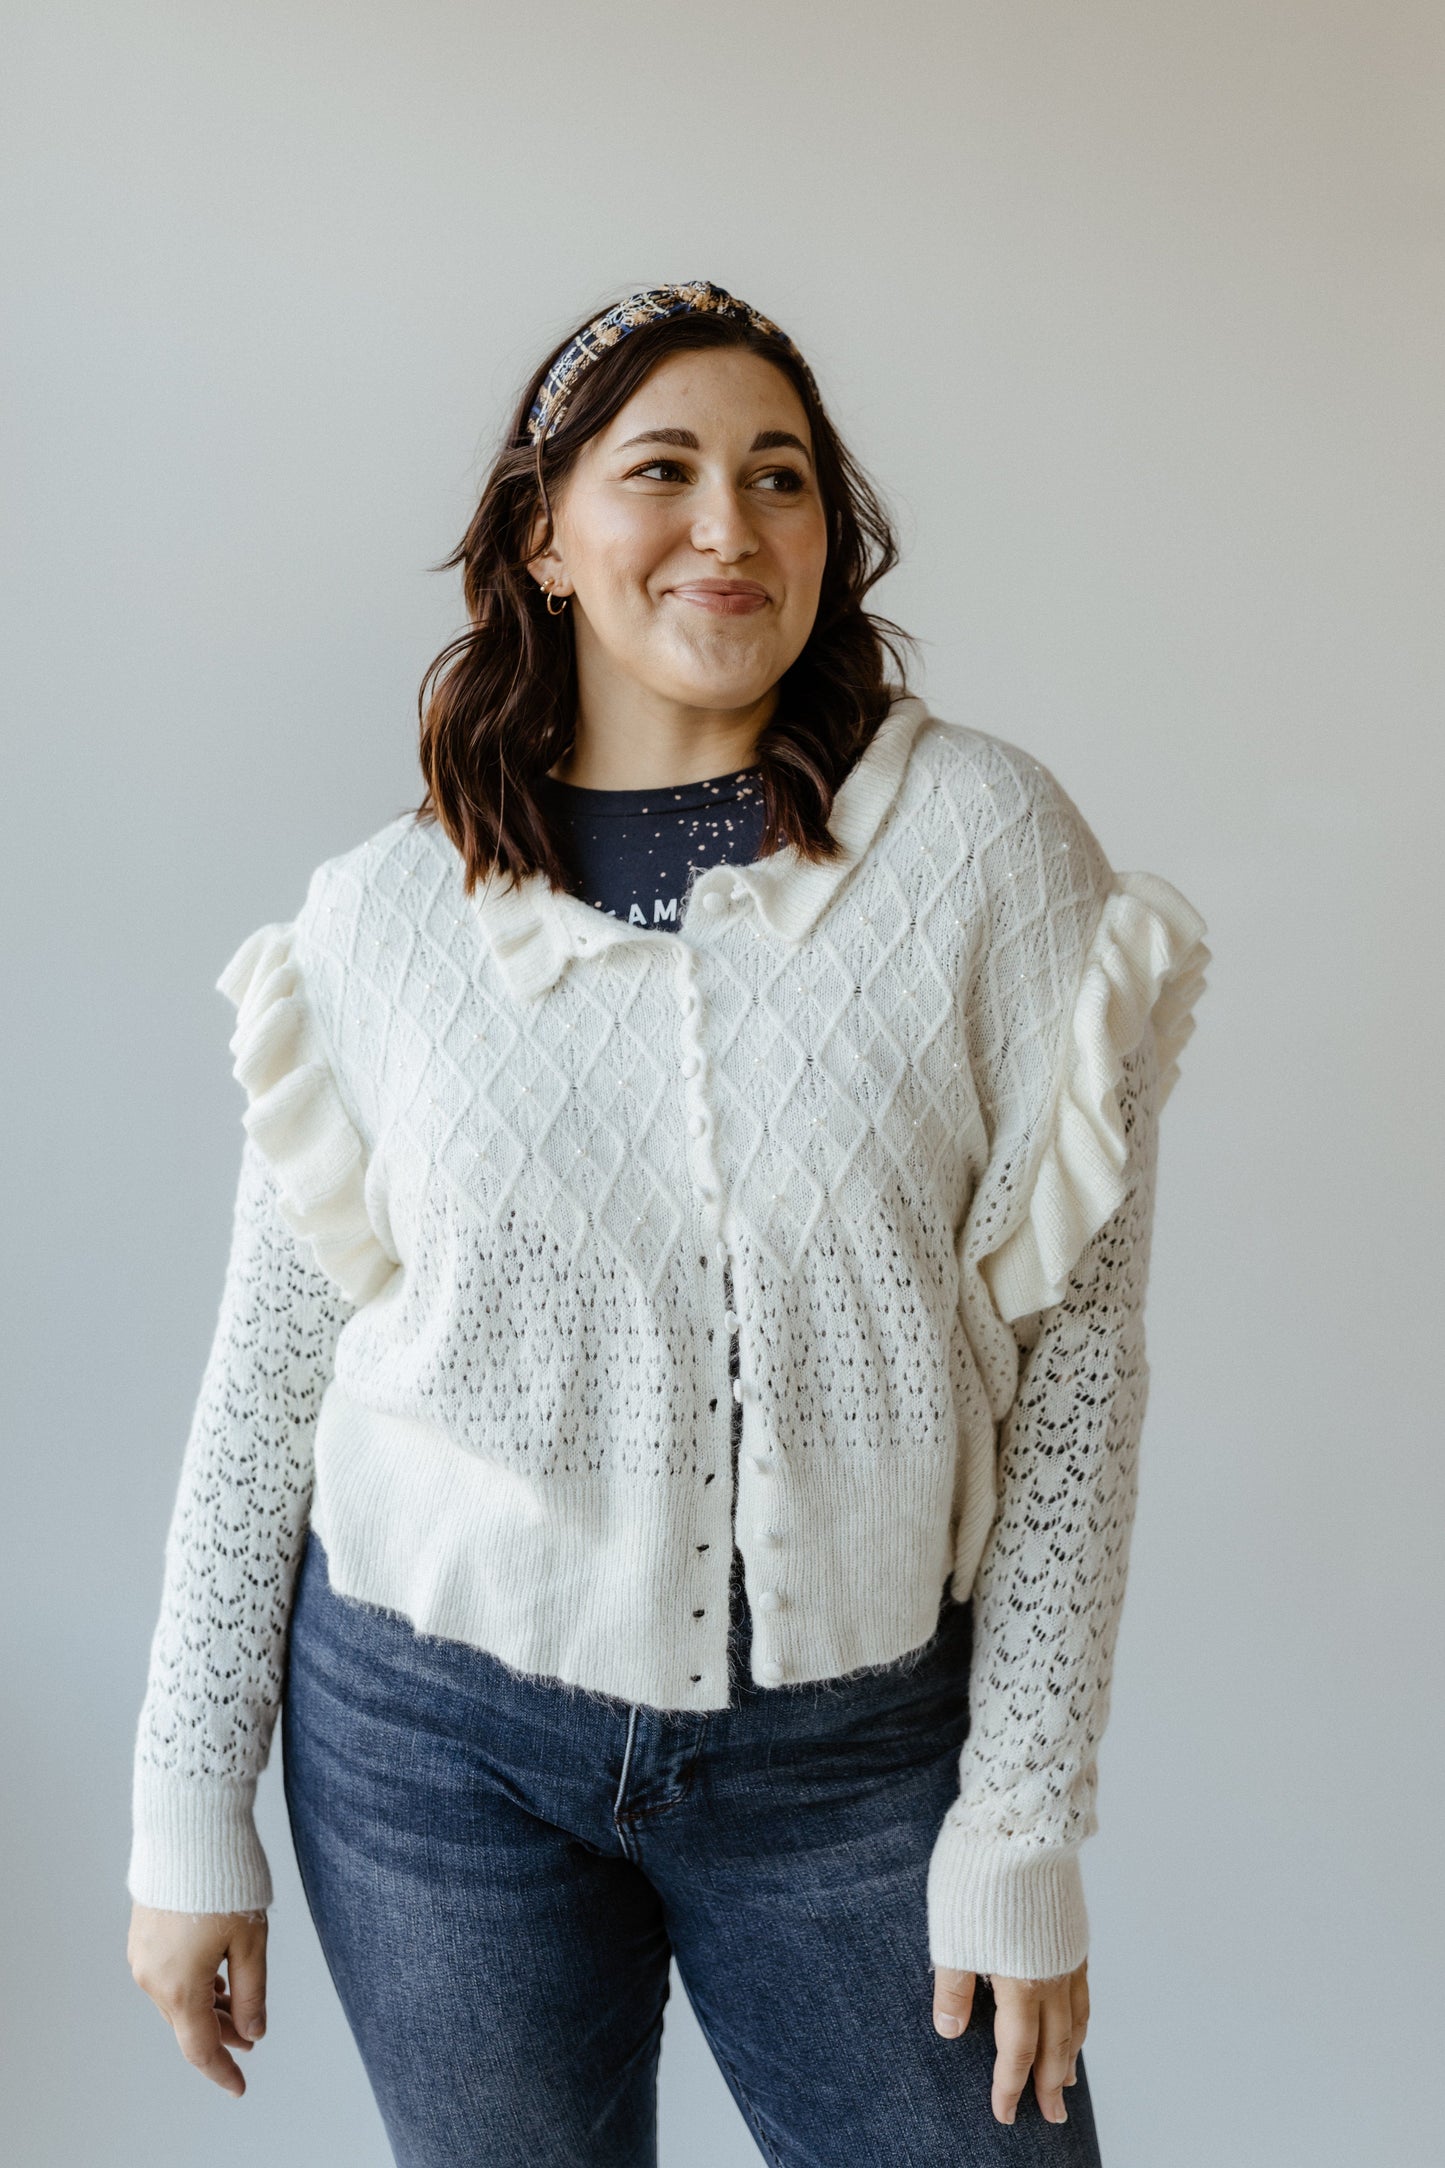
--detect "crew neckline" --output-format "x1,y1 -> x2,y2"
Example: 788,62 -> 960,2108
539,765 -> 762,815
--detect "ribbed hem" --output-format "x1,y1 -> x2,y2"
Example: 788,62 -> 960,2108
310,1383 -> 957,1711
926,1825 -> 1088,1980
128,1768 -> 273,1914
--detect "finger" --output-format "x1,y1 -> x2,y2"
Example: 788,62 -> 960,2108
1032,1979 -> 1074,2124
1067,1961 -> 1090,2084
170,1993 -> 245,2097
931,1965 -> 975,2039
988,1982 -> 1041,2126
227,1923 -> 268,2044
208,1987 -> 251,2048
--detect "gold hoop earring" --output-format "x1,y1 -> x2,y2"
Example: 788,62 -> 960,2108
542,580 -> 570,617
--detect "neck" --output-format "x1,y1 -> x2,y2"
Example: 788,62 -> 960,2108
550,647 -> 777,791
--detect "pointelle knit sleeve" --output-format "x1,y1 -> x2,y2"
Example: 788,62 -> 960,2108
928,763 -> 1210,1981
128,909 -> 395,1913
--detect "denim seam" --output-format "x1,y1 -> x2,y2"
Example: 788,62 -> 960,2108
613,1777 -> 697,1831
611,1705 -> 642,1858
614,1734 -> 708,1836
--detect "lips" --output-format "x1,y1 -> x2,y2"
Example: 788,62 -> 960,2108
667,580 -> 771,616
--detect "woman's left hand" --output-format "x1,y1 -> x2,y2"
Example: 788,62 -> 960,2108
931,1958 -> 1088,2126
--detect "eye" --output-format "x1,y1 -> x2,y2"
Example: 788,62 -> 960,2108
626,458 -> 690,482
754,468 -> 806,494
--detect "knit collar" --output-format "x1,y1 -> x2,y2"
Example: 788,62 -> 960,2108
471,692 -> 933,1002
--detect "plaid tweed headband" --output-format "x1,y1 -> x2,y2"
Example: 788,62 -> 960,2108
526,281 -> 817,443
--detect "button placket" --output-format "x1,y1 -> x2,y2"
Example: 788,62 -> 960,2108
732,1345 -> 789,1683
670,907 -> 785,1690
672,938 -> 735,1695
693,871 -> 749,923
672,945 -> 723,1232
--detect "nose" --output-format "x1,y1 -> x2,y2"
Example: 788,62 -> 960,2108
688,479 -> 759,564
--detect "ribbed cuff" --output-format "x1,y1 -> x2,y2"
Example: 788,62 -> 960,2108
926,1821 -> 1088,1980
128,1767 -> 273,1913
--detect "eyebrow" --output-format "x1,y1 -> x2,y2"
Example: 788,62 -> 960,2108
615,426 -> 812,460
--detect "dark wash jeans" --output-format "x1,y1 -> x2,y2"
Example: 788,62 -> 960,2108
282,1529 -> 1104,2167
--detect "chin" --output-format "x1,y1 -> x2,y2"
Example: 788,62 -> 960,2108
654,642 -> 791,713
666,677 -> 777,714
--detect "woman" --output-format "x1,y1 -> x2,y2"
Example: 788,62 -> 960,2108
127,281 -> 1209,2167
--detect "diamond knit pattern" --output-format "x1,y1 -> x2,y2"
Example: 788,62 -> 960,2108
129,700 -> 1209,1973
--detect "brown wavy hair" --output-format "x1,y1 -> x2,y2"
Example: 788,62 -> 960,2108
413,300 -> 913,895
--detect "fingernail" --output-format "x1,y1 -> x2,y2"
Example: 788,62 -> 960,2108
934,2014 -> 963,2037
1051,2104 -> 1069,2123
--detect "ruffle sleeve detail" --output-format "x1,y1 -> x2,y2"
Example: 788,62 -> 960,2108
215,922 -> 398,1306
979,870 -> 1210,1323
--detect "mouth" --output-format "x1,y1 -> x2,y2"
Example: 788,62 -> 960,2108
666,580 -> 772,617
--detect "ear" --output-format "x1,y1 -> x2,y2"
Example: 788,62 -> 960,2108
523,506 -> 567,598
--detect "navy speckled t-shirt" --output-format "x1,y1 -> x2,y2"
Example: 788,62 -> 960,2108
537,764 -> 767,928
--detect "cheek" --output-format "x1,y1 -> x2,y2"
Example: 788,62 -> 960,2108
777,501 -> 828,577
779,520 -> 829,621
573,505 -> 677,603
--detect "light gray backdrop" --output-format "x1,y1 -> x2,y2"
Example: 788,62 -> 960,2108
4,4 -> 1441,2163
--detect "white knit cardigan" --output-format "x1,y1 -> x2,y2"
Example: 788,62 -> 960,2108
129,695 -> 1210,1980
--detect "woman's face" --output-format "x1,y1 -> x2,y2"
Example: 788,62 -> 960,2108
531,346 -> 829,718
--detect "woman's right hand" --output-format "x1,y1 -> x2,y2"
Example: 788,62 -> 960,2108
127,1902 -> 269,2097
